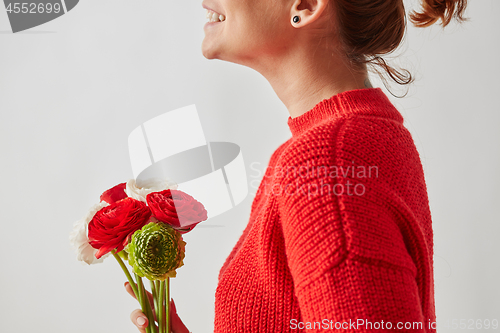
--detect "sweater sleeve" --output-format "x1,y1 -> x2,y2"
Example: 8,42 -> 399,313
276,120 -> 431,332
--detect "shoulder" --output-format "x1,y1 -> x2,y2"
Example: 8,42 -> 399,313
274,115 -> 421,277
271,138 -> 293,162
279,114 -> 412,171
276,113 -> 422,204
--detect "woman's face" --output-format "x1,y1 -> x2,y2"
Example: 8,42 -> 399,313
201,0 -> 294,67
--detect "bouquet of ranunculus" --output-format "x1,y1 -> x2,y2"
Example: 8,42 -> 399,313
69,179 -> 208,333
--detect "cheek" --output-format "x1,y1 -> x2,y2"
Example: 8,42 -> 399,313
230,14 -> 288,53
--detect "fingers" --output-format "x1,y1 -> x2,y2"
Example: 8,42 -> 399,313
124,281 -> 137,300
125,283 -> 188,333
130,309 -> 148,333
124,282 -> 155,313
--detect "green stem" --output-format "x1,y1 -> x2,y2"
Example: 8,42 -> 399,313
150,280 -> 159,326
136,274 -> 151,333
112,250 -> 155,332
111,250 -> 138,298
134,273 -> 144,307
155,280 -> 161,317
159,280 -> 165,333
146,278 -> 159,333
166,277 -> 170,333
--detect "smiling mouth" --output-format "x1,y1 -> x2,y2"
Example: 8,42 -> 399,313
206,9 -> 226,22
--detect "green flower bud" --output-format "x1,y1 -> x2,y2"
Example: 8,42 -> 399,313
126,222 -> 186,281
117,249 -> 129,261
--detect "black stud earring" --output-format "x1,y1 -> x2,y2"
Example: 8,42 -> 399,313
293,16 -> 300,24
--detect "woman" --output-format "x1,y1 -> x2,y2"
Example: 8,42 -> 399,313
126,0 -> 468,331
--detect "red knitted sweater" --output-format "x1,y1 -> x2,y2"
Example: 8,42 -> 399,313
214,88 -> 436,332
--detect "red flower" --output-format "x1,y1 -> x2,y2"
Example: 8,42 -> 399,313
88,197 -> 151,259
146,190 -> 208,234
100,183 -> 127,204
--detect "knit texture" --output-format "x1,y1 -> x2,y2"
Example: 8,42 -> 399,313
214,88 -> 436,332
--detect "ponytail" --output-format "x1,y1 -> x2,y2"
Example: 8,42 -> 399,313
409,0 -> 469,28
332,0 -> 470,96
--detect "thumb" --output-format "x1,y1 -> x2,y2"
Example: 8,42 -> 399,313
170,298 -> 190,333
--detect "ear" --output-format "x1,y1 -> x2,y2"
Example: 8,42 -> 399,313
290,0 -> 329,28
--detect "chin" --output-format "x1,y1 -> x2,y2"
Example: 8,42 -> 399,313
201,41 -> 219,60
202,49 -> 217,60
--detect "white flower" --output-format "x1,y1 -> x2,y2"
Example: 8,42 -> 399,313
125,178 -> 178,203
69,201 -> 110,265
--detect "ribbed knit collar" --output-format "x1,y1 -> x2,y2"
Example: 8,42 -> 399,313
287,87 -> 403,138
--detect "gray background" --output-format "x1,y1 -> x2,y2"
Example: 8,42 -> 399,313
0,0 -> 498,332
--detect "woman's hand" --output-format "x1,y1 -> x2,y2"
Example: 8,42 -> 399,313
124,281 -> 190,333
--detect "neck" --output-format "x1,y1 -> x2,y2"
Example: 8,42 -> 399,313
252,40 -> 371,119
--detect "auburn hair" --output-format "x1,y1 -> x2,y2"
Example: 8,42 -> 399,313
332,0 -> 469,96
